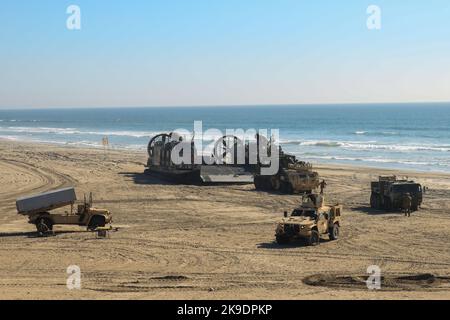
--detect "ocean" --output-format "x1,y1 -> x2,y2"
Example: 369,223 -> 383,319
0,103 -> 449,173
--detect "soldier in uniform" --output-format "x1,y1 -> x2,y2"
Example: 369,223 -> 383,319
319,180 -> 327,195
402,193 -> 412,217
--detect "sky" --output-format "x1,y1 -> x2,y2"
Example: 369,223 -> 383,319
0,0 -> 449,108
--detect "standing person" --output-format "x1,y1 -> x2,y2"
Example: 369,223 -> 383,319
402,193 -> 412,217
319,180 -> 327,195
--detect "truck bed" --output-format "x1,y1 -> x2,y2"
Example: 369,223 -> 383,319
16,187 -> 77,215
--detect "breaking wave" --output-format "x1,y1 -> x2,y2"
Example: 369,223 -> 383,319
297,140 -> 450,152
0,126 -> 157,138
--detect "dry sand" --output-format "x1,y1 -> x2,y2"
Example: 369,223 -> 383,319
0,140 -> 450,300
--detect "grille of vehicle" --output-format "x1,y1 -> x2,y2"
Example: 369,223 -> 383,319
284,224 -> 300,235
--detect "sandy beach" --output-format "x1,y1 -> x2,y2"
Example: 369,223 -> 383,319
0,139 -> 450,300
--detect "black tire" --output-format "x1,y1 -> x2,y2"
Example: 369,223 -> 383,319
308,229 -> 320,246
88,215 -> 106,231
370,193 -> 376,208
329,224 -> 340,241
375,195 -> 381,209
276,235 -> 290,245
384,197 -> 392,211
35,217 -> 53,234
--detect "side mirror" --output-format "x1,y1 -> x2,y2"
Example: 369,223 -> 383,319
284,211 -> 288,218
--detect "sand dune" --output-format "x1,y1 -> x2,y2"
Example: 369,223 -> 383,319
0,140 -> 450,300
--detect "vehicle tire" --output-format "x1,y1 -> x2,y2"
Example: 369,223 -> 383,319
370,193 -> 376,208
308,229 -> 320,246
375,195 -> 382,209
88,215 -> 106,231
276,235 -> 289,245
384,197 -> 392,211
329,224 -> 340,241
35,217 -> 53,234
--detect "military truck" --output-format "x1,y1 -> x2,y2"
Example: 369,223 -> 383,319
254,138 -> 320,194
370,176 -> 423,211
275,194 -> 342,245
16,188 -> 112,235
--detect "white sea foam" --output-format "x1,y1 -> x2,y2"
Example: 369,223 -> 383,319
0,126 -> 158,138
298,140 -> 450,152
303,155 -> 449,167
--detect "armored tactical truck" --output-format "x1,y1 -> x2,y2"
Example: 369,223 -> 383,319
16,188 -> 112,234
275,194 -> 342,245
370,176 -> 423,211
254,138 -> 320,194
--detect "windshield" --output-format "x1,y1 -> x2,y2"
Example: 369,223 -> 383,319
291,209 -> 317,219
392,184 -> 421,193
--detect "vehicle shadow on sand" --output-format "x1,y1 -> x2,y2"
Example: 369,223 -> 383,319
118,171 -> 177,186
0,230 -> 88,239
258,238 -> 332,249
352,206 -> 403,216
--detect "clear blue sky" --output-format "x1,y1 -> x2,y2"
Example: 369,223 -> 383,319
1,0 -> 449,108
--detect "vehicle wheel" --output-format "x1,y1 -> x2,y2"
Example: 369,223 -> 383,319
375,196 -> 381,209
88,216 -> 106,231
35,217 -> 53,234
384,197 -> 392,211
370,193 -> 376,208
329,224 -> 340,241
276,235 -> 289,245
308,229 -> 320,246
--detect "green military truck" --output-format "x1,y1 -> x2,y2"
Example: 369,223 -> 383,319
370,176 -> 423,212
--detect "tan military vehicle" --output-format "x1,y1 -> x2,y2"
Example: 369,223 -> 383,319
16,188 -> 112,235
254,146 -> 320,194
275,194 -> 342,245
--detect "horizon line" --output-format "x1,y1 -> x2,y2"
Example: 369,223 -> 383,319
1,100 -> 450,111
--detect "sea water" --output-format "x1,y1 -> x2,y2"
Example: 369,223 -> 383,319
0,103 -> 449,173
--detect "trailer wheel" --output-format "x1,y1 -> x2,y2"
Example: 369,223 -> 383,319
88,215 -> 106,231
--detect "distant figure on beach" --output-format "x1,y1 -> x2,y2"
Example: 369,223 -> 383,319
319,180 -> 327,194
402,193 -> 412,217
102,136 -> 109,149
